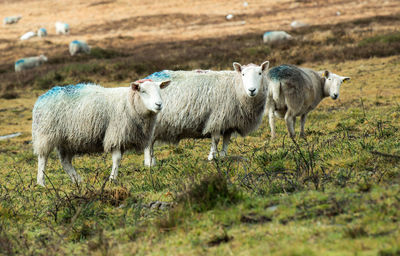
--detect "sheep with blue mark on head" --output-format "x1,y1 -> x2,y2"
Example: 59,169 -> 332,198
69,40 -> 90,56
3,16 -> 21,25
32,80 -> 171,186
143,61 -> 270,167
266,64 -> 350,139
55,21 -> 69,35
15,55 -> 47,72
37,28 -> 47,37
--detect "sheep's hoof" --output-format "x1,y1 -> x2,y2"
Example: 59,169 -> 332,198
37,180 -> 45,187
208,152 -> 216,161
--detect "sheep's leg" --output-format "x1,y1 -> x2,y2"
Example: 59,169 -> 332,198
220,132 -> 231,157
269,108 -> 276,140
300,114 -> 307,138
208,134 -> 220,161
144,140 -> 156,167
58,151 -> 81,184
109,149 -> 122,181
284,112 -> 296,139
37,154 -> 48,186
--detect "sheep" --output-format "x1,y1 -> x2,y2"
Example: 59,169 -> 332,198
69,40 -> 90,56
263,31 -> 292,44
143,61 -> 270,167
3,16 -> 21,25
37,28 -> 47,37
20,31 -> 36,40
32,80 -> 171,186
266,64 -> 350,139
55,21 -> 69,35
15,55 -> 48,72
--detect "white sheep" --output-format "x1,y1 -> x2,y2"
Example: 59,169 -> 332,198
55,21 -> 69,35
143,61 -> 270,167
32,80 -> 170,186
15,55 -> 48,72
69,40 -> 90,56
266,64 -> 350,139
3,16 -> 21,25
37,28 -> 47,37
263,31 -> 292,44
20,31 -> 36,40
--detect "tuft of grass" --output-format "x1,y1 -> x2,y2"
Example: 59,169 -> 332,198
176,172 -> 241,212
89,47 -> 126,59
359,32 -> 400,46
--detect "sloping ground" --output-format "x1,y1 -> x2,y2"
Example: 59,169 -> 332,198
0,55 -> 399,255
0,0 -> 400,255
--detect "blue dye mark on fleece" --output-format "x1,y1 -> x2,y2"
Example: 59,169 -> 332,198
268,65 -> 296,81
39,28 -> 47,33
71,40 -> 80,44
15,59 -> 25,65
144,70 -> 171,81
37,83 -> 88,102
263,31 -> 272,36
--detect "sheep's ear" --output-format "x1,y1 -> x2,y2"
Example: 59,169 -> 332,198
342,77 -> 350,83
233,62 -> 242,73
130,82 -> 140,91
261,61 -> 269,72
159,80 -> 171,89
323,70 -> 330,78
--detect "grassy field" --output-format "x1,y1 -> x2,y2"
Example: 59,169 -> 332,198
1,4 -> 400,256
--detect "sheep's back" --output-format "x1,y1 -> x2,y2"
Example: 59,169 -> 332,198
146,70 -> 266,142
32,84 -> 113,153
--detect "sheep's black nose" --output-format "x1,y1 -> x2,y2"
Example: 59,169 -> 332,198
332,94 -> 338,99
155,102 -> 162,108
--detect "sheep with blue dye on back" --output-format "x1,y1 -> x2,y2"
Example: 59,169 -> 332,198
266,64 -> 350,139
32,80 -> 170,186
69,40 -> 90,56
143,61 -> 270,167
55,21 -> 69,35
15,55 -> 47,72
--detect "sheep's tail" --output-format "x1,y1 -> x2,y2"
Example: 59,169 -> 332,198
270,80 -> 281,102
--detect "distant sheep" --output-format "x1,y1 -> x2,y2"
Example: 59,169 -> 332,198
3,16 -> 21,25
69,40 -> 90,56
15,55 -> 47,72
37,28 -> 47,37
32,80 -> 170,186
143,61 -> 270,166
20,31 -> 36,40
266,64 -> 350,139
55,21 -> 69,35
263,31 -> 292,44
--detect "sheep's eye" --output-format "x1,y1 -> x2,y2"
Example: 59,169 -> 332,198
242,73 -> 244,76
259,72 -> 262,75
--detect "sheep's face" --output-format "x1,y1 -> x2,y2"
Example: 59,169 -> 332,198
323,71 -> 350,100
233,61 -> 269,97
131,80 -> 171,113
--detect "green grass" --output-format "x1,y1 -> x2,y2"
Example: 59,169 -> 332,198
1,48 -> 400,255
